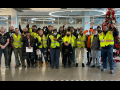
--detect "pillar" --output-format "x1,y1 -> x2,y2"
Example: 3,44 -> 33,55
11,8 -> 18,28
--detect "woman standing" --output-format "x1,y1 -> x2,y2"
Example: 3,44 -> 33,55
21,31 -> 36,68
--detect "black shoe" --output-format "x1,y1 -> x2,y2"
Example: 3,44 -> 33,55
64,65 -> 66,68
89,62 -> 92,66
110,70 -> 114,74
101,68 -> 107,71
56,66 -> 59,69
22,65 -> 26,68
76,63 -> 78,67
27,66 -> 30,68
51,66 -> 54,69
86,62 -> 89,65
15,65 -> 19,68
97,66 -> 101,69
91,65 -> 96,68
31,65 -> 36,68
69,65 -> 72,68
82,63 -> 85,67
6,66 -> 9,69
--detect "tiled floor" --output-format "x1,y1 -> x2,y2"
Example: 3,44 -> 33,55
0,52 -> 120,81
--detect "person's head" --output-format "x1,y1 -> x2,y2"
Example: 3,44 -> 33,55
23,27 -> 28,32
38,29 -> 43,36
59,26 -> 63,32
53,29 -> 57,35
1,27 -> 5,33
51,26 -> 54,31
79,27 -> 83,33
103,25 -> 108,32
15,28 -> 19,34
48,25 -> 52,31
32,25 -> 37,32
89,29 -> 93,35
70,27 -> 74,32
93,29 -> 97,35
66,31 -> 70,37
26,31 -> 30,36
9,26 -> 14,31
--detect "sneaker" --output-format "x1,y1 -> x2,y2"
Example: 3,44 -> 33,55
110,70 -> 114,74
6,66 -> 9,69
101,68 -> 107,71
51,66 -> 54,69
82,63 -> 85,67
76,63 -> 78,67
15,65 -> 19,68
91,65 -> 96,68
86,62 -> 89,65
56,66 -> 59,69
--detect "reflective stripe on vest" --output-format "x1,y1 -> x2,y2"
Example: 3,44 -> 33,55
13,34 -> 22,48
38,35 -> 47,48
76,34 -> 86,48
49,34 -> 60,48
99,31 -> 114,47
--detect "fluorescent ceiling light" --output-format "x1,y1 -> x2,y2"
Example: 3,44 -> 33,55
31,18 -> 55,21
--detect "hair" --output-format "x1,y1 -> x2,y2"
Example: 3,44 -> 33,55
38,29 -> 43,32
93,28 -> 97,31
32,25 -> 37,28
15,28 -> 18,30
103,25 -> 108,28
79,27 -> 83,30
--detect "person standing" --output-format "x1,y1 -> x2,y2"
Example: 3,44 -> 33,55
21,31 -> 36,68
11,28 -> 26,68
36,29 -> 48,68
0,27 -> 9,68
48,29 -> 62,69
100,24 -> 118,74
90,29 -> 101,68
75,27 -> 86,67
62,31 -> 74,68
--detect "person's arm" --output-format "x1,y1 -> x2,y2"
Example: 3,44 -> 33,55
21,36 -> 27,42
31,37 -> 35,47
63,23 -> 66,32
47,36 -> 51,49
36,37 -> 41,49
57,36 -> 62,42
4,38 -> 9,48
19,22 -> 23,34
11,36 -> 14,48
113,27 -> 119,37
85,35 -> 88,48
90,22 -> 94,29
26,22 -> 30,30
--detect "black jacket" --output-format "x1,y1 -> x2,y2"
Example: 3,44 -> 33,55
21,36 -> 36,60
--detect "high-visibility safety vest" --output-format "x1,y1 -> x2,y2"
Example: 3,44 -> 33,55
62,35 -> 74,47
90,34 -> 95,47
72,35 -> 76,47
29,28 -> 38,39
37,35 -> 47,48
12,34 -> 22,48
49,34 -> 61,48
76,34 -> 86,48
99,31 -> 114,47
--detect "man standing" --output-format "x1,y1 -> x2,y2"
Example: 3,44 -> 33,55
48,29 -> 62,69
11,28 -> 26,68
100,24 -> 118,74
62,31 -> 74,68
75,27 -> 86,67
0,27 -> 9,68
90,29 -> 101,68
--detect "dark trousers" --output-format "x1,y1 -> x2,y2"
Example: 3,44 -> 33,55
63,54 -> 71,66
101,46 -> 114,70
8,46 -> 14,66
39,48 -> 47,62
0,47 -> 8,66
26,59 -> 34,66
47,48 -> 51,63
50,48 -> 60,67
87,47 -> 92,63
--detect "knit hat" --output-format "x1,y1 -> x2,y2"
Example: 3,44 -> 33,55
89,29 -> 93,33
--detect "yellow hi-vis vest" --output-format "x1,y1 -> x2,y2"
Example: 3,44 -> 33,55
49,34 -> 60,48
12,34 -> 22,48
90,34 -> 94,47
62,35 -> 74,47
29,28 -> 38,39
37,35 -> 47,48
76,34 -> 86,48
99,31 -> 114,47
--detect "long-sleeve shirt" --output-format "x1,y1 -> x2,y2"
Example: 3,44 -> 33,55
19,24 -> 29,34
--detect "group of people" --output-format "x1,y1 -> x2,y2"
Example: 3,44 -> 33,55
0,22 -> 118,74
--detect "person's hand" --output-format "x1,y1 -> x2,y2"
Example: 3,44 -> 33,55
48,49 -> 50,52
86,48 -> 87,50
76,27 -> 79,30
28,46 -> 31,49
28,22 -> 30,24
53,38 -> 57,41
63,23 -> 66,26
24,34 -> 26,36
99,47 -> 102,50
1,45 -> 5,49
92,22 -> 95,25
111,24 -> 115,28
19,22 -> 20,25
44,25 -> 46,27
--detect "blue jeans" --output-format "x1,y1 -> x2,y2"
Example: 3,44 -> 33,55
39,48 -> 47,62
101,46 -> 114,70
0,46 -> 8,66
50,48 -> 60,67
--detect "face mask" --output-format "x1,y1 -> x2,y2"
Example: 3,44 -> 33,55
53,33 -> 57,35
67,34 -> 70,37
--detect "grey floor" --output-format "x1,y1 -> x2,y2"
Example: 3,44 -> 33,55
0,52 -> 120,81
